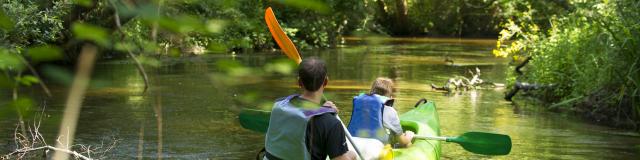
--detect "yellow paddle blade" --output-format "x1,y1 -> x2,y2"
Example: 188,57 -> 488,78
265,7 -> 302,64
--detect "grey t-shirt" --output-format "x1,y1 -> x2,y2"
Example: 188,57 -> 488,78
382,105 -> 403,135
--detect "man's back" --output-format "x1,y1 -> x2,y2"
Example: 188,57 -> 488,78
265,96 -> 349,160
306,113 -> 348,160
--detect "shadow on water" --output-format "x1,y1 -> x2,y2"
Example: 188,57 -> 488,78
1,37 -> 639,159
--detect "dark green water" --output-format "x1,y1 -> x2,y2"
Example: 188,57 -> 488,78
1,38 -> 639,159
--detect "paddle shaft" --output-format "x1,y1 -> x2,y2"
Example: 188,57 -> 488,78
335,115 -> 365,159
414,135 -> 448,141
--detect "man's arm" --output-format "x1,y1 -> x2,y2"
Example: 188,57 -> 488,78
324,115 -> 356,160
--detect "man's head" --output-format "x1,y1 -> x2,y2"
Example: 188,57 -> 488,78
298,57 -> 327,92
370,77 -> 394,97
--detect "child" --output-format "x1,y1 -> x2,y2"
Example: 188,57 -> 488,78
348,77 -> 414,147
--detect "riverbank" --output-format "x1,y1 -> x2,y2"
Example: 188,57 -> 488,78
495,0 -> 639,131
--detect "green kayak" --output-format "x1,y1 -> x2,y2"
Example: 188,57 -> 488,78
237,100 -> 442,159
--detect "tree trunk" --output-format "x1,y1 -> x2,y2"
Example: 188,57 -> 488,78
394,0 -> 409,35
375,0 -> 389,22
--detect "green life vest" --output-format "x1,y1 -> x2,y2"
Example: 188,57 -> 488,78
265,94 -> 337,160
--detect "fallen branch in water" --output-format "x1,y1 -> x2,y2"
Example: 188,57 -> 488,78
504,82 -> 554,101
2,104 -> 117,160
515,57 -> 532,76
431,67 -> 504,92
504,57 -> 554,101
3,146 -> 92,160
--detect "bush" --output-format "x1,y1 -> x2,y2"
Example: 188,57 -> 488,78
494,0 -> 640,128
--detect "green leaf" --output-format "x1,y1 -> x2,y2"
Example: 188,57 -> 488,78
16,75 -> 40,86
206,19 -> 226,33
72,23 -> 110,46
275,0 -> 330,13
0,9 -> 14,30
41,64 -> 73,86
73,0 -> 93,7
137,56 -> 161,67
265,59 -> 296,75
157,15 -> 205,33
215,60 -> 252,77
114,42 -> 135,52
27,45 -> 63,63
0,50 -> 24,71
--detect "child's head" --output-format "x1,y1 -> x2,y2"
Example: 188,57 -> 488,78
370,77 -> 394,97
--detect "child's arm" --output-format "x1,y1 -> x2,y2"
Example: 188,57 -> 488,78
382,106 -> 404,135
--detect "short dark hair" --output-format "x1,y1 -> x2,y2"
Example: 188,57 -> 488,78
298,57 -> 327,92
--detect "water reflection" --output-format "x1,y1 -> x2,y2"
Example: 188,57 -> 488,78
0,38 -> 638,159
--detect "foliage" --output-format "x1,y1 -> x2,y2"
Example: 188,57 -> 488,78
0,0 -> 346,118
494,0 -> 640,128
0,0 -> 70,48
163,0 -> 370,50
367,0 -> 570,37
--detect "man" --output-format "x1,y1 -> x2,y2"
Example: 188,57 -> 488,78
264,57 -> 357,160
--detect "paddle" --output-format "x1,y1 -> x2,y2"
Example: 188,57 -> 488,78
415,132 -> 512,155
238,109 -> 270,133
265,7 -> 302,64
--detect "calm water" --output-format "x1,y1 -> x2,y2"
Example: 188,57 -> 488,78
1,38 -> 639,159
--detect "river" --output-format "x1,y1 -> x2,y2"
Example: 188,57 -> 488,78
1,37 -> 639,159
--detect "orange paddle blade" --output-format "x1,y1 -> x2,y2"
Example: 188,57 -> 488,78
265,7 -> 302,64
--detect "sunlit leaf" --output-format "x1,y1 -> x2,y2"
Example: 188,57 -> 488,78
27,45 -> 62,62
115,42 -> 135,52
206,19 -> 226,33
215,60 -> 252,77
137,56 -> 161,67
0,9 -> 14,30
0,50 -> 24,71
239,91 -> 260,104
157,15 -> 205,33
141,41 -> 159,53
73,0 -> 93,7
72,23 -> 110,46
265,59 -> 296,75
216,59 -> 243,71
274,0 -> 330,13
16,75 -> 39,86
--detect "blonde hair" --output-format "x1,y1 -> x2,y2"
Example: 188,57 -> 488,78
370,77 -> 394,97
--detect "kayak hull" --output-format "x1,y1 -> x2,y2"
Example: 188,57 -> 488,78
391,101 -> 441,160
